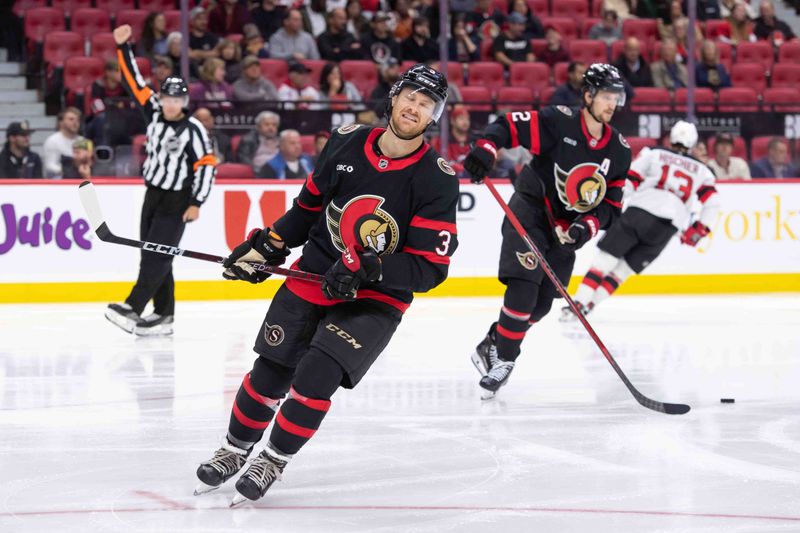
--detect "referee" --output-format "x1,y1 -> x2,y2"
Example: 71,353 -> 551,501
105,24 -> 217,336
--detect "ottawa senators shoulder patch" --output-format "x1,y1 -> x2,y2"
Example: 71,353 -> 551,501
437,157 -> 456,176
337,124 -> 361,135
556,105 -> 573,116
619,133 -> 630,149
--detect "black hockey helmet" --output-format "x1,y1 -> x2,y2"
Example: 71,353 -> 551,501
583,63 -> 626,107
161,76 -> 189,98
387,64 -> 448,123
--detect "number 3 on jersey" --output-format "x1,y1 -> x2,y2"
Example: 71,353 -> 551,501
435,230 -> 452,256
657,165 -> 694,203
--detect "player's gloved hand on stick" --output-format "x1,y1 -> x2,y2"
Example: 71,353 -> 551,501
322,244 -> 382,301
223,228 -> 290,283
555,216 -> 599,251
464,139 -> 498,184
680,221 -> 710,247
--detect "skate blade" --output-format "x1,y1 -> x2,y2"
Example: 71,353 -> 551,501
470,351 -> 488,376
193,482 -> 220,496
480,388 -> 497,401
134,325 -> 174,337
230,492 -> 251,508
104,310 -> 136,334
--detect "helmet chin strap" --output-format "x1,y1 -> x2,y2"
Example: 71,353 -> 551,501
583,92 -> 605,125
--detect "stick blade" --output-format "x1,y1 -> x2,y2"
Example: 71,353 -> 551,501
663,403 -> 691,415
77,180 -> 105,233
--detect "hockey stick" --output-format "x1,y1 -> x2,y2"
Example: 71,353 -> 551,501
481,178 -> 690,415
77,181 -> 324,283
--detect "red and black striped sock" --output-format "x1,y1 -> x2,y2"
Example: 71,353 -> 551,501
494,280 -> 539,362
269,385 -> 332,456
227,372 -> 282,449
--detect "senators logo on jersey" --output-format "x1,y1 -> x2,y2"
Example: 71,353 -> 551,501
326,195 -> 399,255
554,162 -> 608,213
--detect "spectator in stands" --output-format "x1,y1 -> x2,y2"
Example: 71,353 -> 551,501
251,0 -> 287,41
721,1 -> 756,44
217,39 -> 242,84
391,0 -> 416,40
604,0 -> 635,19
708,132 -> 751,179
508,0 -> 544,39
650,38 -> 688,90
614,37 -> 654,88
0,121 -> 43,179
277,62 -> 322,110
361,11 -> 402,64
658,1 -> 687,39
233,56 -> 278,102
269,9 -> 321,61
720,0 -> 757,19
138,13 -> 168,59
311,130 -> 330,164
258,129 -> 314,179
87,59 -> 137,147
241,24 -> 269,59
431,106 -> 473,174
692,140 -> 709,164
467,0 -> 504,40
671,18 -> 700,63
696,40 -> 732,90
61,138 -> 94,180
301,0 -> 328,38
449,12 -> 481,62
695,0 -> 722,20
189,7 -> 220,62
492,13 -> 535,68
319,62 -> 364,126
538,25 -> 570,67
209,0 -> 252,37
189,58 -> 234,108
318,8 -> 363,62
345,0 -> 370,39
401,17 -> 439,64
754,0 -> 795,44
43,107 -> 82,178
237,110 -> 280,169
427,60 -> 464,103
751,137 -> 799,178
153,56 -> 174,90
369,58 -> 401,115
589,10 -> 623,47
549,62 -> 586,107
194,107 -> 232,164
165,33 -> 186,76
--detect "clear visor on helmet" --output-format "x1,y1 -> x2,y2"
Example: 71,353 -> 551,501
593,87 -> 626,108
161,94 -> 189,108
396,83 -> 446,123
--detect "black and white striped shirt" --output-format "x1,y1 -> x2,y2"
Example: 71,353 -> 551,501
118,44 -> 216,205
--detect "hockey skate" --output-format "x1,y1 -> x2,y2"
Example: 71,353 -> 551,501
471,323 -> 499,377
134,313 -> 174,337
230,447 -> 290,507
194,439 -> 250,496
104,303 -> 141,334
479,359 -> 515,400
559,301 -> 593,323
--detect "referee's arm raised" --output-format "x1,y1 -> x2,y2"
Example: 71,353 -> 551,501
113,25 -> 158,118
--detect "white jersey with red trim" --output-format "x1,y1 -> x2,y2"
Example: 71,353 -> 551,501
626,147 -> 719,229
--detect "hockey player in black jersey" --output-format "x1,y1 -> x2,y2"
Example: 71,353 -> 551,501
463,63 -> 632,399
195,65 -> 459,506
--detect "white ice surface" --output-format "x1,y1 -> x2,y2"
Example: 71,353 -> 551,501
1,295 -> 799,532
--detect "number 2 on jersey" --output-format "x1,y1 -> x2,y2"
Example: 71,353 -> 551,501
657,165 -> 694,203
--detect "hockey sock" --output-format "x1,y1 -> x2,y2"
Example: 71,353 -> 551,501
575,268 -> 603,306
495,279 -> 539,362
268,349 -> 342,456
593,260 -> 635,308
227,358 -> 293,449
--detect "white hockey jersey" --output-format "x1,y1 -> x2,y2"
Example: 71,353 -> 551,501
626,147 -> 719,229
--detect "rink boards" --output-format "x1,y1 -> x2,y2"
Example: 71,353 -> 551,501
0,178 -> 798,302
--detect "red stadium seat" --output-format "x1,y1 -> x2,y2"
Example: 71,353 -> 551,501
674,88 -> 715,113
230,135 -> 241,159
731,62 -> 767,92
526,0 -> 549,16
508,62 -> 550,96
300,59 -> 327,89
736,41 -> 774,70
770,63 -> 800,89
137,0 -> 177,12
551,0 -> 588,19
717,87 -> 759,112
94,0 -> 136,18
530,38 -> 547,58
71,8 -> 111,41
539,85 -> 556,104
340,60 -> 378,98
622,18 -> 658,45
260,59 -> 288,86
116,9 -> 149,41
491,0 -> 509,14
90,33 -> 118,61
568,39 -> 608,65
750,136 -> 773,160
24,8 -> 65,44
590,0 -> 603,16
44,31 -> 84,69
581,18 -> 600,39
496,86 -> 535,111
50,0 -> 92,17
467,62 -> 505,97
64,56 -> 104,96
629,87 -> 671,113
163,10 -> 182,33
625,137 -> 657,158
135,57 -> 152,80
715,41 -> 734,72
707,135 -> 747,159
762,87 -> 800,112
778,40 -> 800,63
300,135 -> 316,156
704,19 -> 728,39
540,17 -> 578,41
13,0 -> 48,17
216,163 -> 255,180
459,86 -> 493,111
445,62 -> 465,87
553,61 -> 569,85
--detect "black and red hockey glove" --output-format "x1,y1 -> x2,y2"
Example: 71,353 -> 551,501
464,139 -> 498,183
222,228 -> 290,283
555,216 -> 599,251
322,245 -> 382,301
680,221 -> 710,247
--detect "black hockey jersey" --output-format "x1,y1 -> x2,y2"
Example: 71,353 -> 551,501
484,106 -> 632,230
272,124 -> 460,313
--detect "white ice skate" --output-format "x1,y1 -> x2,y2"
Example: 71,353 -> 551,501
134,313 -> 174,337
559,301 -> 592,323
105,303 -> 141,334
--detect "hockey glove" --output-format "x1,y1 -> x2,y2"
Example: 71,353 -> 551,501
322,245 -> 382,301
222,228 -> 290,284
680,221 -> 710,247
464,139 -> 498,183
555,216 -> 599,251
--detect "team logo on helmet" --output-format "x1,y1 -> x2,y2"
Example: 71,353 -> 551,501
516,251 -> 538,270
326,195 -> 399,255
264,323 -> 284,346
554,162 -> 608,213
